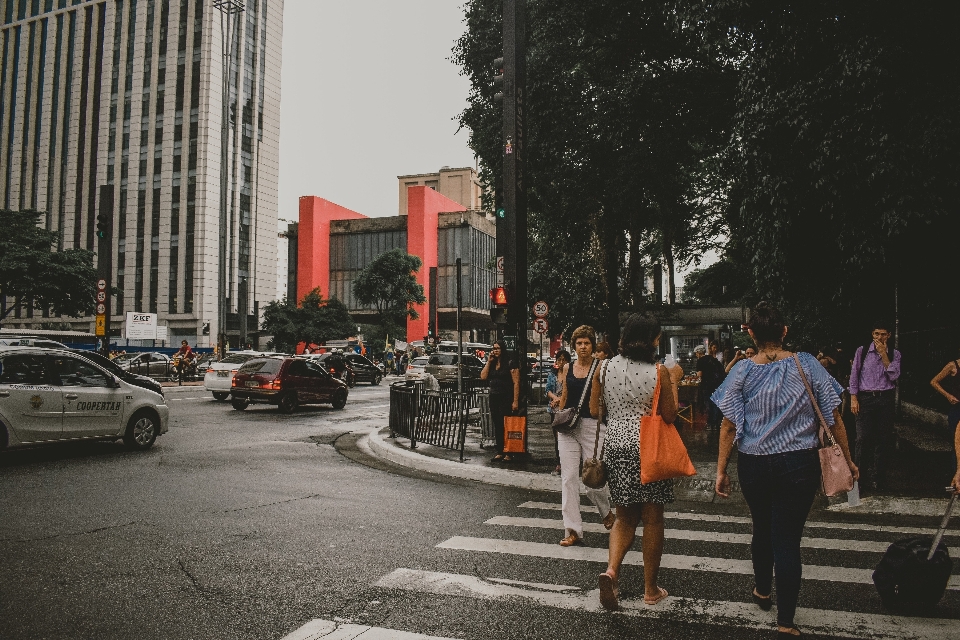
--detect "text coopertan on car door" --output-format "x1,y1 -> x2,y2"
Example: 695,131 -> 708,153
0,352 -> 63,442
52,355 -> 125,437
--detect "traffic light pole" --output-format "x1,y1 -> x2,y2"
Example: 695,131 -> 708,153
500,0 -> 527,403
96,185 -> 114,357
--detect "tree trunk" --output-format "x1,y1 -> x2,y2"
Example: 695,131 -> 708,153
627,220 -> 643,309
593,213 -> 623,348
663,239 -> 676,304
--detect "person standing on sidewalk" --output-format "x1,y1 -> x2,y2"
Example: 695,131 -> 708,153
849,322 -> 902,491
481,340 -> 520,463
546,350 -> 571,476
714,302 -> 858,639
697,341 -> 726,429
556,326 -> 614,546
590,313 -> 677,610
930,352 -> 960,492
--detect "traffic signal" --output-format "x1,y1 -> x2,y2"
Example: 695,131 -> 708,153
96,211 -> 111,239
496,207 -> 505,219
490,286 -> 508,306
492,57 -> 504,102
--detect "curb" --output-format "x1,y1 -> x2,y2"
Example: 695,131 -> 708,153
364,426 -> 562,493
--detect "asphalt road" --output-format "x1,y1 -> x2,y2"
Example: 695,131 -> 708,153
1,380 -> 958,640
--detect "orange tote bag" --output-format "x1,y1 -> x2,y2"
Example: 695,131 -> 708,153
503,414 -> 527,453
639,365 -> 696,484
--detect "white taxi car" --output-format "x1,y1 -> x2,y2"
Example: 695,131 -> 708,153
203,351 -> 284,400
0,346 -> 169,451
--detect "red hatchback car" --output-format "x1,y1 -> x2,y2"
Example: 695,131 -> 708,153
230,357 -> 348,413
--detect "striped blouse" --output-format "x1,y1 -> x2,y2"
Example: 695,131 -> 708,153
710,352 -> 843,455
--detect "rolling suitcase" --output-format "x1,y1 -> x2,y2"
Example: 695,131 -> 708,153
872,490 -> 957,612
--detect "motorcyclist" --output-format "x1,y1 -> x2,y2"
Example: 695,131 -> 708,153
174,340 -> 197,384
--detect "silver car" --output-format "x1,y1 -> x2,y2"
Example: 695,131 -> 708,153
0,346 -> 169,450
404,356 -> 430,382
112,352 -> 172,377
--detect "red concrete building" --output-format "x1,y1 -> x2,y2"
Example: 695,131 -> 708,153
291,187 -> 497,342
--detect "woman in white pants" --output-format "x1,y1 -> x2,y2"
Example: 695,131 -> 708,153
556,325 -> 614,546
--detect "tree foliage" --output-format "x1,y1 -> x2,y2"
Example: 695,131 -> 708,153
0,210 -> 97,324
261,289 -> 355,353
455,1 -> 959,347
352,248 -> 426,339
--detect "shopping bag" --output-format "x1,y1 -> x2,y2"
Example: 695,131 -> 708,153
639,365 -> 695,484
503,414 -> 527,453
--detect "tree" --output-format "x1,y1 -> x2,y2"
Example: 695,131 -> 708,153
0,210 -> 97,325
352,248 -> 426,339
260,289 -> 355,353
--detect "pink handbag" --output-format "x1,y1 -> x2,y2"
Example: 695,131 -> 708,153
793,355 -> 854,497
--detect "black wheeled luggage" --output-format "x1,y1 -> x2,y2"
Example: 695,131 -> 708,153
872,491 -> 957,613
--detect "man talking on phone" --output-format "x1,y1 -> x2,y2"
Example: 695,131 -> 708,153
849,321 -> 901,492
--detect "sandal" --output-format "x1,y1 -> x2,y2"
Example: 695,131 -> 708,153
643,586 -> 669,606
752,586 -> 773,611
598,571 -> 619,611
502,455 -> 513,462
777,626 -> 802,638
492,454 -> 505,462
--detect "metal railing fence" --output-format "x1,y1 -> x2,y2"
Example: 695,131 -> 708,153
389,380 -> 469,461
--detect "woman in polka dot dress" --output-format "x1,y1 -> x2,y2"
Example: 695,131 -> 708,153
589,313 -> 677,610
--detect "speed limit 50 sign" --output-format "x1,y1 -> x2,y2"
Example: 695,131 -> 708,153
532,301 -> 549,318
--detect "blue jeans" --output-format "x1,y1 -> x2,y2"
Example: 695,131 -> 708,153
738,448 -> 821,628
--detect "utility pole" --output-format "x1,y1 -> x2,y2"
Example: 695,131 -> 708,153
495,0 -> 527,401
214,0 -> 245,359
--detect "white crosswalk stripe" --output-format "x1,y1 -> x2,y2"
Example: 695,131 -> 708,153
367,499 -> 960,640
282,618 -> 457,640
485,515 -> 956,554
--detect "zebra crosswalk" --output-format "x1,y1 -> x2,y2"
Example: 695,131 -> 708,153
371,500 -> 960,640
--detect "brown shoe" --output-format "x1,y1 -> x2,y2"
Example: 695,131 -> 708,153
559,533 -> 582,547
602,511 -> 616,530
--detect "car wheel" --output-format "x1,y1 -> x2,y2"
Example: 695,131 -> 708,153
212,391 -> 229,401
231,397 -> 250,411
372,374 -> 382,386
331,389 -> 347,410
278,392 -> 299,414
123,410 -> 159,450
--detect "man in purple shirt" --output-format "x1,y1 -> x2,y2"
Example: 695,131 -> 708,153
849,321 -> 901,491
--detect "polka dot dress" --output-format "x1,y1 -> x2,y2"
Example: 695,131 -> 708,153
601,356 -> 675,506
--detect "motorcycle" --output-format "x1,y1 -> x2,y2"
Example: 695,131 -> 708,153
171,354 -> 198,384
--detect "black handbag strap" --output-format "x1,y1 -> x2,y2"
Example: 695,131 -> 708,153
575,357 -> 599,414
591,360 -> 608,460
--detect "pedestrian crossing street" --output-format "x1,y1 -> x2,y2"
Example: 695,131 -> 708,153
286,500 -> 960,640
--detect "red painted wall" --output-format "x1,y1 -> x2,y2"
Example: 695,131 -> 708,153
405,186 -> 465,341
297,197 -> 367,304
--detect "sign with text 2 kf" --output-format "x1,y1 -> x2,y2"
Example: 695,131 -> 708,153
125,312 -> 157,339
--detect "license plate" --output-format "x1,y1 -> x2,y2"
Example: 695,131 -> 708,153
217,370 -> 229,377
245,380 -> 258,387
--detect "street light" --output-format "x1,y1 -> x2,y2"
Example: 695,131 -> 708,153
213,0 -> 245,359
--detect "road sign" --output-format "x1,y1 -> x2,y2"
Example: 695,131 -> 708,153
95,315 -> 106,336
533,318 -> 548,334
532,301 -> 549,318
502,335 -> 517,351
97,278 -> 106,291
496,256 -> 504,286
97,291 -> 106,302
96,303 -> 106,315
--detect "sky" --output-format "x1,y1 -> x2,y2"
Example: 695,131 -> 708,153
278,0 -> 476,224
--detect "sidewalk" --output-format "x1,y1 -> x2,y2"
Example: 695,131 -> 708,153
365,404 -> 744,505
364,402 -> 957,516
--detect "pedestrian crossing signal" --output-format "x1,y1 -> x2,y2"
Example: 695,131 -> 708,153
490,287 -> 508,306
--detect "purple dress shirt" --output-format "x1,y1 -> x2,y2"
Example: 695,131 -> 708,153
849,343 -> 901,394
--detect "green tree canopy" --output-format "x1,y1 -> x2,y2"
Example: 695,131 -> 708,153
261,289 -> 355,353
0,210 -> 97,325
352,248 -> 426,339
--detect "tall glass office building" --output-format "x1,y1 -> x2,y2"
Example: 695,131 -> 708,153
0,0 -> 282,346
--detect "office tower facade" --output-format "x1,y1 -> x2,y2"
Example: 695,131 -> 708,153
0,0 -> 282,346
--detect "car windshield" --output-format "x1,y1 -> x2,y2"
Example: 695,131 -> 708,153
411,357 -> 429,367
238,359 -> 283,375
221,353 -> 255,365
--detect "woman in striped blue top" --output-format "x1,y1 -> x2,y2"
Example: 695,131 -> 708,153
713,302 -> 858,639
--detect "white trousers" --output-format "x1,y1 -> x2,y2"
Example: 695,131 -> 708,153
557,417 -> 611,539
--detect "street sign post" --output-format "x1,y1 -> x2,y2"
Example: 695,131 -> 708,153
496,256 -> 504,286
95,278 -> 108,338
533,318 -> 548,334
533,301 -> 549,318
